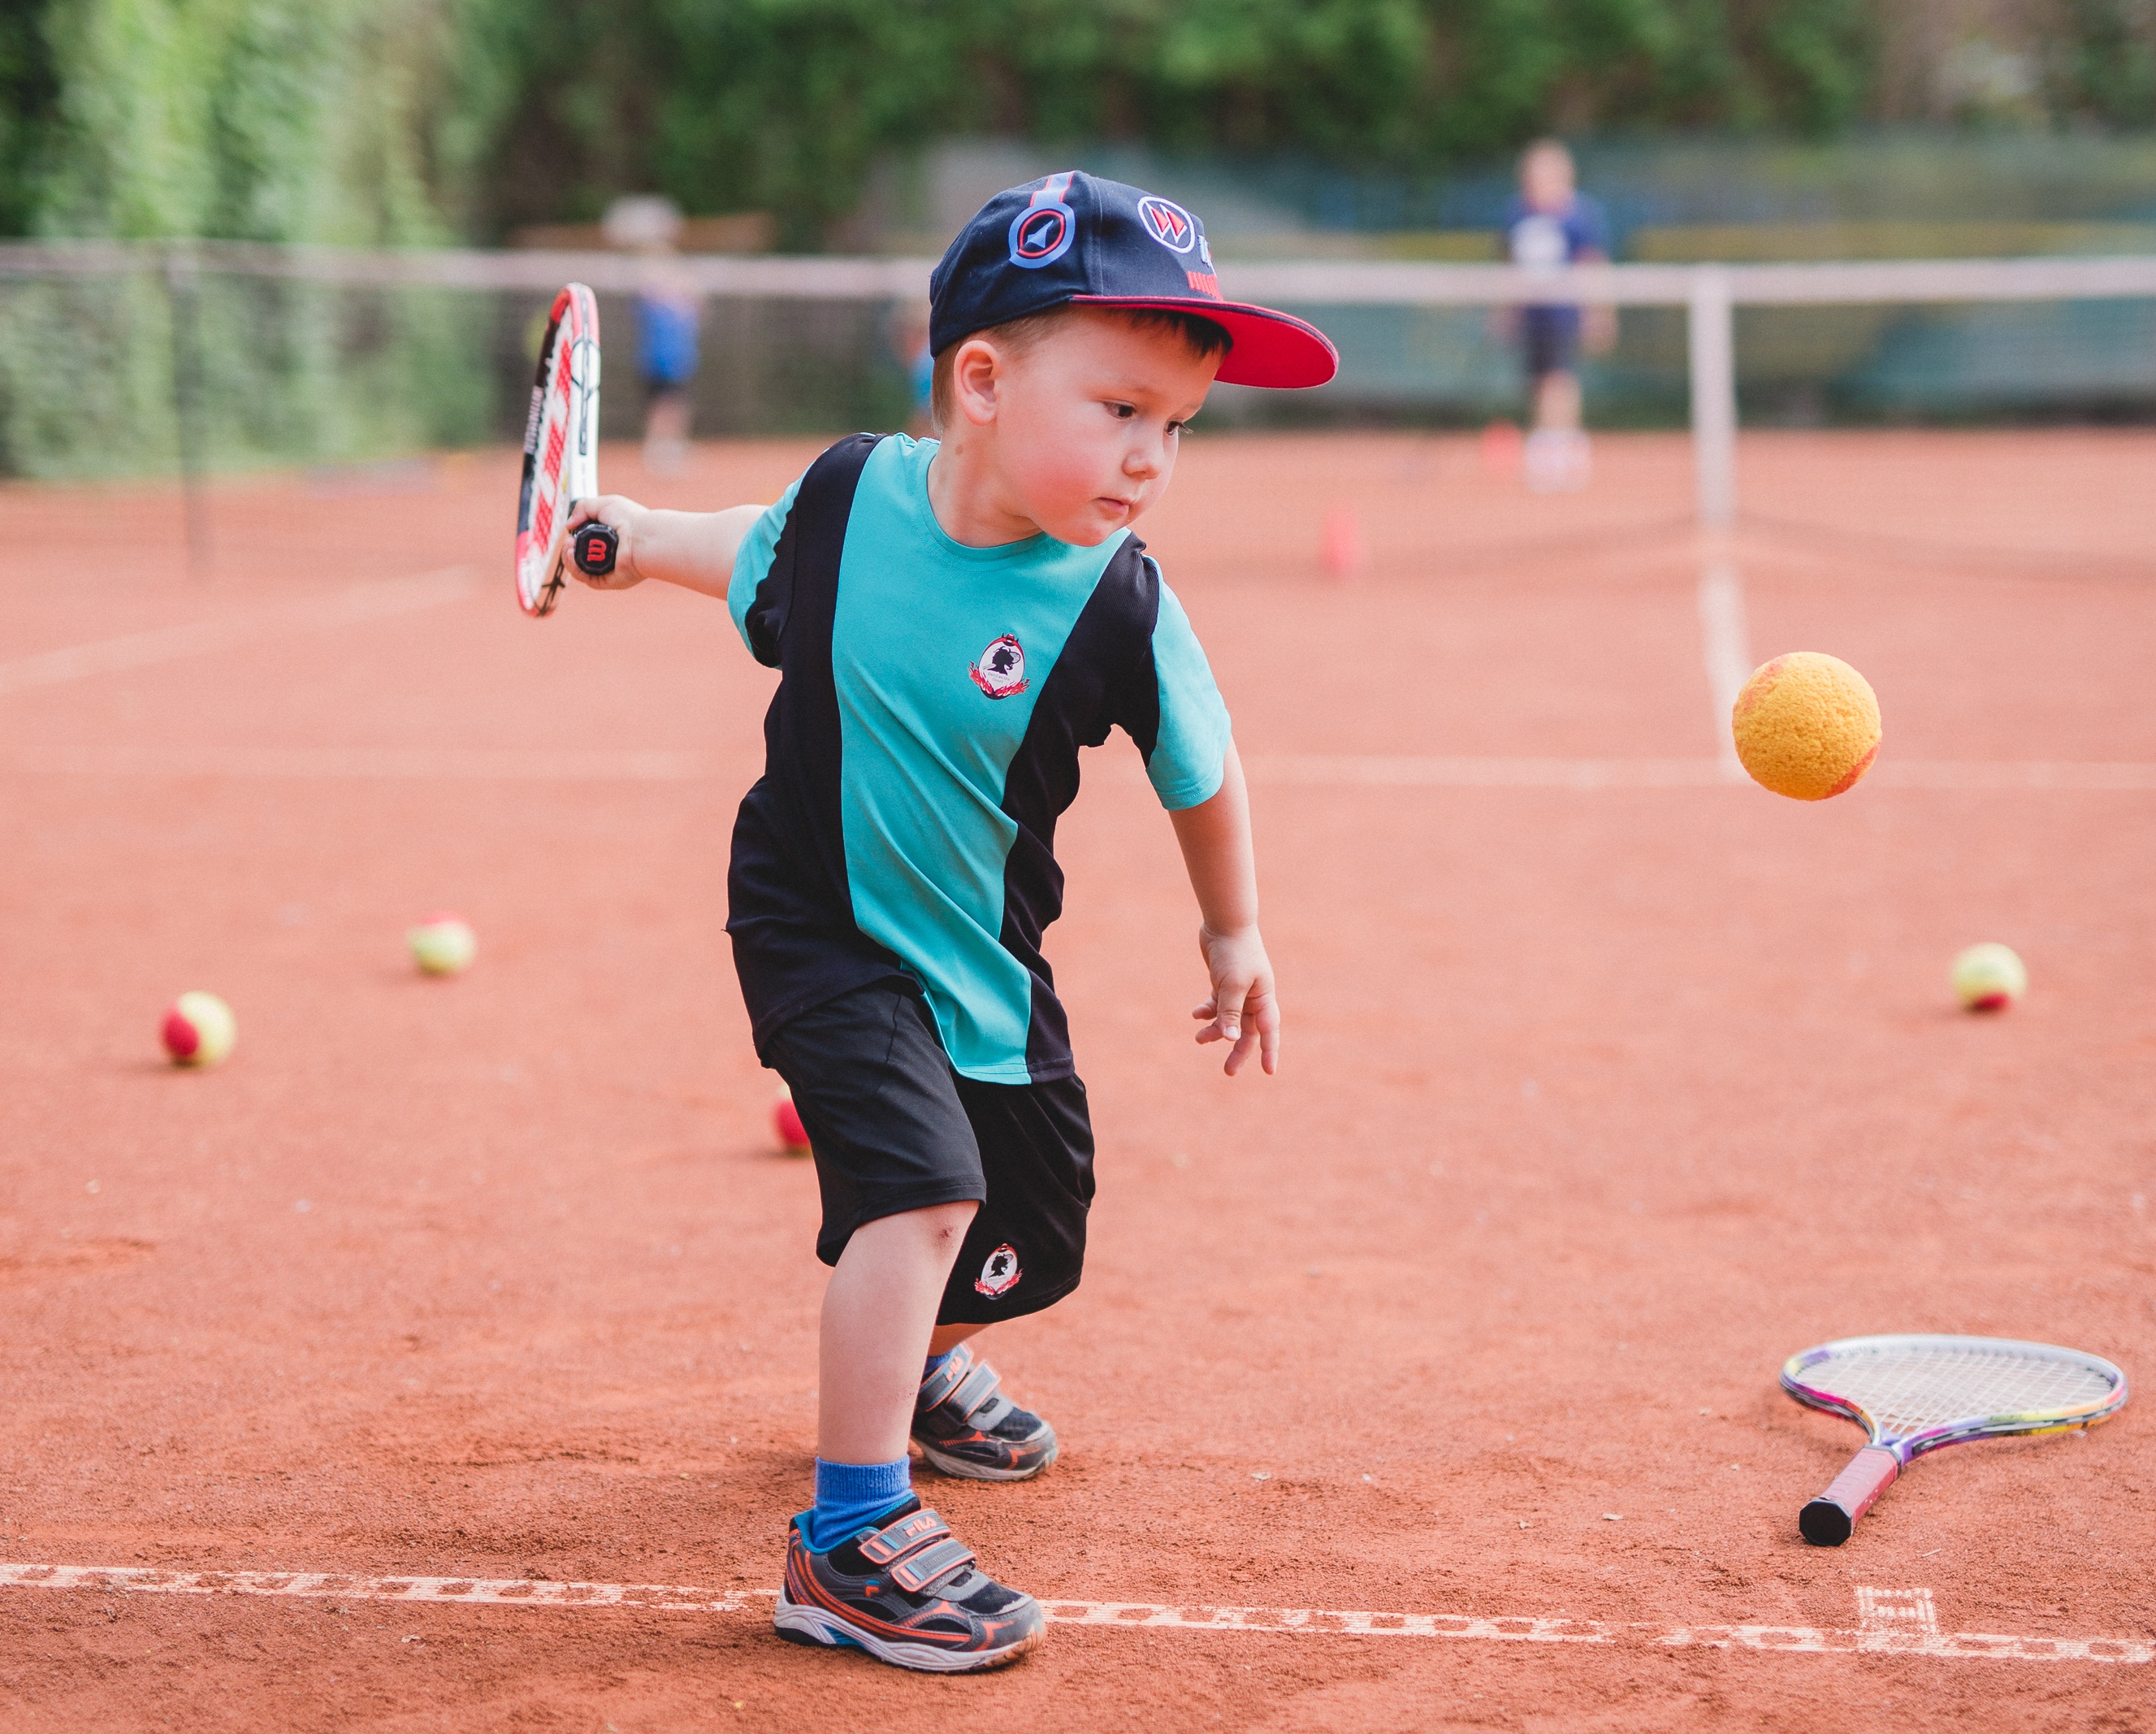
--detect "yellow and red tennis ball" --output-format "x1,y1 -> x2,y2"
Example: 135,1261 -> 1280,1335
1731,652 -> 1881,800
773,1082 -> 810,1154
161,991 -> 236,1069
408,913 -> 477,977
1953,943 -> 2027,1012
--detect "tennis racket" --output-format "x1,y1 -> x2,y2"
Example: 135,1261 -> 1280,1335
1782,1333 -> 2128,1545
515,284 -> 617,616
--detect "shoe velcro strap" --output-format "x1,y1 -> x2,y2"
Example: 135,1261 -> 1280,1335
937,1360 -> 1002,1422
916,1346 -> 976,1412
886,1536 -> 977,1595
857,1507 -> 953,1569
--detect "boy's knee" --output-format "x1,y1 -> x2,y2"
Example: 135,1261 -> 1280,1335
864,1199 -> 978,1249
912,1200 -> 980,1244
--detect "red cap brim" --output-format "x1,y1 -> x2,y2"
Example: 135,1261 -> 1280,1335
1069,295 -> 1338,389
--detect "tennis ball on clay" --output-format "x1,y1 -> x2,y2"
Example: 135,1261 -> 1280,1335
408,913 -> 477,977
773,1082 -> 811,1155
1953,943 -> 2027,1012
161,991 -> 236,1069
1730,652 -> 1881,801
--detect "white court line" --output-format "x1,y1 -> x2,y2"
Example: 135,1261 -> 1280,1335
0,567 -> 476,696
0,743 -> 721,781
4,745 -> 2154,791
0,1565 -> 2146,1665
1240,756 -> 2156,791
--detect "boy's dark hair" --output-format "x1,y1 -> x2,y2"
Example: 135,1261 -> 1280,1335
929,305 -> 1232,431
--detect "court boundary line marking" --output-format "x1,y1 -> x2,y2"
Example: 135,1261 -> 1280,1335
0,566 -> 475,696
0,1565 -> 2145,1665
4,747 -> 2154,791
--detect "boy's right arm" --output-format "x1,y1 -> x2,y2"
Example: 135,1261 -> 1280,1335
565,498 -> 767,600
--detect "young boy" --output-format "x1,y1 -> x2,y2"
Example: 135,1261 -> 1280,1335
565,172 -> 1335,1673
1504,139 -> 1614,493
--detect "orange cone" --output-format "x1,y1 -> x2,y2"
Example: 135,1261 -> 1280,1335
1481,419 -> 1523,477
1320,505 -> 1366,583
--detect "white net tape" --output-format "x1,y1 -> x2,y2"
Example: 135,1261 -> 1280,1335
1806,1340 -> 2119,1438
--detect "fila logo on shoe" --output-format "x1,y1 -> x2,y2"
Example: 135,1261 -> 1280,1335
974,1243 -> 1021,1298
969,634 -> 1028,699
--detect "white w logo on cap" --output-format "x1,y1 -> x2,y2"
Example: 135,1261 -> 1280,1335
1137,195 -> 1197,254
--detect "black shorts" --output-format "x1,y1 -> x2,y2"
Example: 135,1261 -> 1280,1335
761,981 -> 1095,1325
1522,307 -> 1581,379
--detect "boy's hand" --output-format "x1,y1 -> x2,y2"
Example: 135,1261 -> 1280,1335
565,496 -> 652,591
1191,924 -> 1279,1077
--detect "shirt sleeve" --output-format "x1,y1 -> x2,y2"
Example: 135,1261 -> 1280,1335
727,473 -> 805,663
1144,574 -> 1232,811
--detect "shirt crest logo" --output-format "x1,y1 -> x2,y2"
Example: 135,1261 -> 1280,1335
974,1243 -> 1021,1298
969,634 -> 1028,699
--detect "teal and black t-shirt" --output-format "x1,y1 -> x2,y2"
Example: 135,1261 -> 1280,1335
725,432 -> 1231,1085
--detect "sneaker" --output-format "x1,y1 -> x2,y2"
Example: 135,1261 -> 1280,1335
913,1342 -> 1059,1480
1524,427 -> 1591,493
773,1500 -> 1045,1672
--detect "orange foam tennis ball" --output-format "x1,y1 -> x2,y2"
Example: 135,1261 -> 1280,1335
162,991 -> 236,1069
773,1082 -> 811,1154
1731,652 -> 1881,800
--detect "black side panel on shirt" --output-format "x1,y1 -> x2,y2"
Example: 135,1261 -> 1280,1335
726,433 -> 912,1052
998,535 -> 1163,1080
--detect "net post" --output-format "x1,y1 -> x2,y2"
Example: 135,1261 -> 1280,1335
1687,266 -> 1736,534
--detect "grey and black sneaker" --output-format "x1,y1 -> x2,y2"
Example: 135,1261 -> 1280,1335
773,1500 -> 1045,1672
912,1342 -> 1059,1480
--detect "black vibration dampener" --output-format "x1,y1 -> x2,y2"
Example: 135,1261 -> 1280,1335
571,522 -> 619,577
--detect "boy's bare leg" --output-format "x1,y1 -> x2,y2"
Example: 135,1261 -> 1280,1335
927,1321 -> 987,1356
1533,369 -> 1582,432
818,1201 -> 977,1463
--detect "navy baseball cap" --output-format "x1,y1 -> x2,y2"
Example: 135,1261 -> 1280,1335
929,171 -> 1338,390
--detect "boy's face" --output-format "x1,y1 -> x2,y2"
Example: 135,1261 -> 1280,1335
978,310 -> 1219,546
1522,148 -> 1574,212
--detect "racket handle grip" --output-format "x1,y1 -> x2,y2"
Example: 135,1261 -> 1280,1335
571,521 -> 618,578
1799,1445 -> 1900,1546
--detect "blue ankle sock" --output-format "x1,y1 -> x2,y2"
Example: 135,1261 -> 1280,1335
922,1349 -> 955,1383
807,1456 -> 912,1554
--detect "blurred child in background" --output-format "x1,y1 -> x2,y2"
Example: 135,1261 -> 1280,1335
1504,140 -> 1614,493
606,196 -> 704,476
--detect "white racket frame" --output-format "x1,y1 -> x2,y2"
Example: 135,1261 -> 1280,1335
515,283 -> 602,618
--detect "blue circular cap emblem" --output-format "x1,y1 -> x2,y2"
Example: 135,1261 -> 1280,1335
1008,202 -> 1075,269
1136,196 -> 1198,254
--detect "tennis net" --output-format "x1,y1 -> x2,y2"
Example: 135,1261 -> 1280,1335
5,241 -> 2156,527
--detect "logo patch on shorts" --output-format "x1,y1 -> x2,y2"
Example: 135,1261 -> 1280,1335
974,1244 -> 1021,1298
969,634 -> 1028,699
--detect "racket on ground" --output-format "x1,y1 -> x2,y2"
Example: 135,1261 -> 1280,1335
1781,1333 -> 2128,1545
514,284 -> 617,616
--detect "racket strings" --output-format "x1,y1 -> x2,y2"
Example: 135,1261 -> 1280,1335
1810,1344 -> 2117,1434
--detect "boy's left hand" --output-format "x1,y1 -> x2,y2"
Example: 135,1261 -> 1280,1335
1192,925 -> 1279,1077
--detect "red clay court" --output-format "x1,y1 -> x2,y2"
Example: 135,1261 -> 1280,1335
2,430 -> 2151,1730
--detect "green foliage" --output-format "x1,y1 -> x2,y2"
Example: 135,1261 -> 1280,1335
442,0 -> 1892,242
2048,0 -> 2156,128
0,0 -> 61,234
448,0 -> 1888,240
0,0 -> 503,477
25,0 -> 483,242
